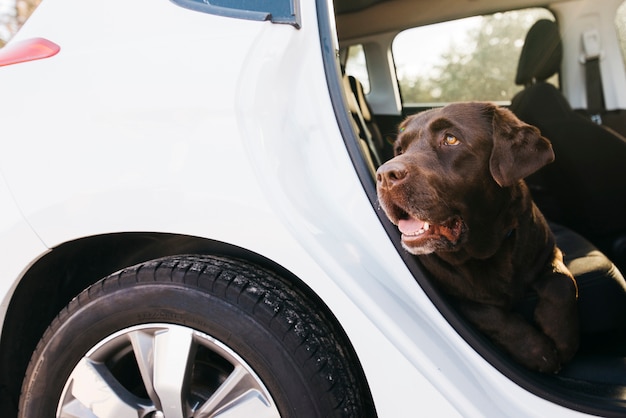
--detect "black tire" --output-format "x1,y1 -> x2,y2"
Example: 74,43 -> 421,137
18,255 -> 376,417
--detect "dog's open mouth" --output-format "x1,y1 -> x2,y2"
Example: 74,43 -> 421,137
399,218 -> 431,236
378,194 -> 466,254
395,212 -> 465,253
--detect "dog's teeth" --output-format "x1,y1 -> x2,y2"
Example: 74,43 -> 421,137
403,222 -> 430,236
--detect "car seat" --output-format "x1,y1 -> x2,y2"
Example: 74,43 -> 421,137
511,20 -> 626,386
509,19 -> 626,269
548,224 -> 626,385
342,73 -> 389,174
342,74 -> 379,176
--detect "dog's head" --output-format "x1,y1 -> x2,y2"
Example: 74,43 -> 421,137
376,102 -> 554,257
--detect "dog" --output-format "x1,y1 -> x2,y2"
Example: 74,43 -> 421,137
376,102 -> 579,373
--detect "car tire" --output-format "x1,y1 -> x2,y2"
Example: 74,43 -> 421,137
18,255 -> 375,418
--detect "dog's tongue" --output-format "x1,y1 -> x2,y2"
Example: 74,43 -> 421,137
398,218 -> 426,235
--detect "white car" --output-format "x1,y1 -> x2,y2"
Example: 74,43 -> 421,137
1,0 -> 626,416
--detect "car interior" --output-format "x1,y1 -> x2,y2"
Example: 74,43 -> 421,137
332,0 -> 626,415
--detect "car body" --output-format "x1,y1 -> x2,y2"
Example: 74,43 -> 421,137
1,0 -> 625,416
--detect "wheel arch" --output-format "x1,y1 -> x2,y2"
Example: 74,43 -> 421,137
0,232 -> 368,415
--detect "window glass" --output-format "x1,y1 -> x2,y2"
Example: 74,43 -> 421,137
172,0 -> 299,26
0,0 -> 42,47
208,0 -> 292,18
392,8 -> 555,105
615,1 -> 626,69
345,44 -> 370,93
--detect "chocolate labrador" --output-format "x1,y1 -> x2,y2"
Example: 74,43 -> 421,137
376,102 -> 579,373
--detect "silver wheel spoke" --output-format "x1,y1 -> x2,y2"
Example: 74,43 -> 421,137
57,323 -> 280,418
58,357 -> 151,418
152,326 -> 195,418
128,329 -> 160,407
195,365 -> 279,418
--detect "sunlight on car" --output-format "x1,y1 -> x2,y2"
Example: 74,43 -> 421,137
3,0 -> 626,416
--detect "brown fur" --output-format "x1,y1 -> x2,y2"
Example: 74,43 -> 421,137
376,102 -> 579,373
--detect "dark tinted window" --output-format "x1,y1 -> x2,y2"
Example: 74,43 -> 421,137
172,0 -> 300,27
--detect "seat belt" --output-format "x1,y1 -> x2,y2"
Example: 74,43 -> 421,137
582,29 -> 605,124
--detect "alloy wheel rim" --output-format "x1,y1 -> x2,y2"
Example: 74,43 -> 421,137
56,323 -> 281,418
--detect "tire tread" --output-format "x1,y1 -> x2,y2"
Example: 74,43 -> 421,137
19,254 -> 375,418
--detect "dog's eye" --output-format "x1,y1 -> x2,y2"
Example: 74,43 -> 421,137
443,134 -> 460,146
394,145 -> 403,156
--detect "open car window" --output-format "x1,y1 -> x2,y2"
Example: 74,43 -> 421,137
345,44 -> 370,93
615,1 -> 626,70
392,8 -> 557,106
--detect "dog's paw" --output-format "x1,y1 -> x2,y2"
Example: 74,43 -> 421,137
539,354 -> 562,374
516,343 -> 561,373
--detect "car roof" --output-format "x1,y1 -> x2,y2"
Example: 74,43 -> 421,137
335,0 -> 569,40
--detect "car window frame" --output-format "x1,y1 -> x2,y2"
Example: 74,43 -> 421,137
171,0 -> 301,27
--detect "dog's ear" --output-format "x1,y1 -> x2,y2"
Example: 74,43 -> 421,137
488,106 -> 554,187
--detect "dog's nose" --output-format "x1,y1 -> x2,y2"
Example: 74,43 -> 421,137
376,161 -> 408,189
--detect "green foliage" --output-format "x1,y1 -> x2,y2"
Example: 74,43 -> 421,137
397,9 -> 554,104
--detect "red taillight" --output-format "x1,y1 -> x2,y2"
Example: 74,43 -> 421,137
0,37 -> 60,67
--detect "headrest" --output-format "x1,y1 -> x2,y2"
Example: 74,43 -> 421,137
515,19 -> 562,85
